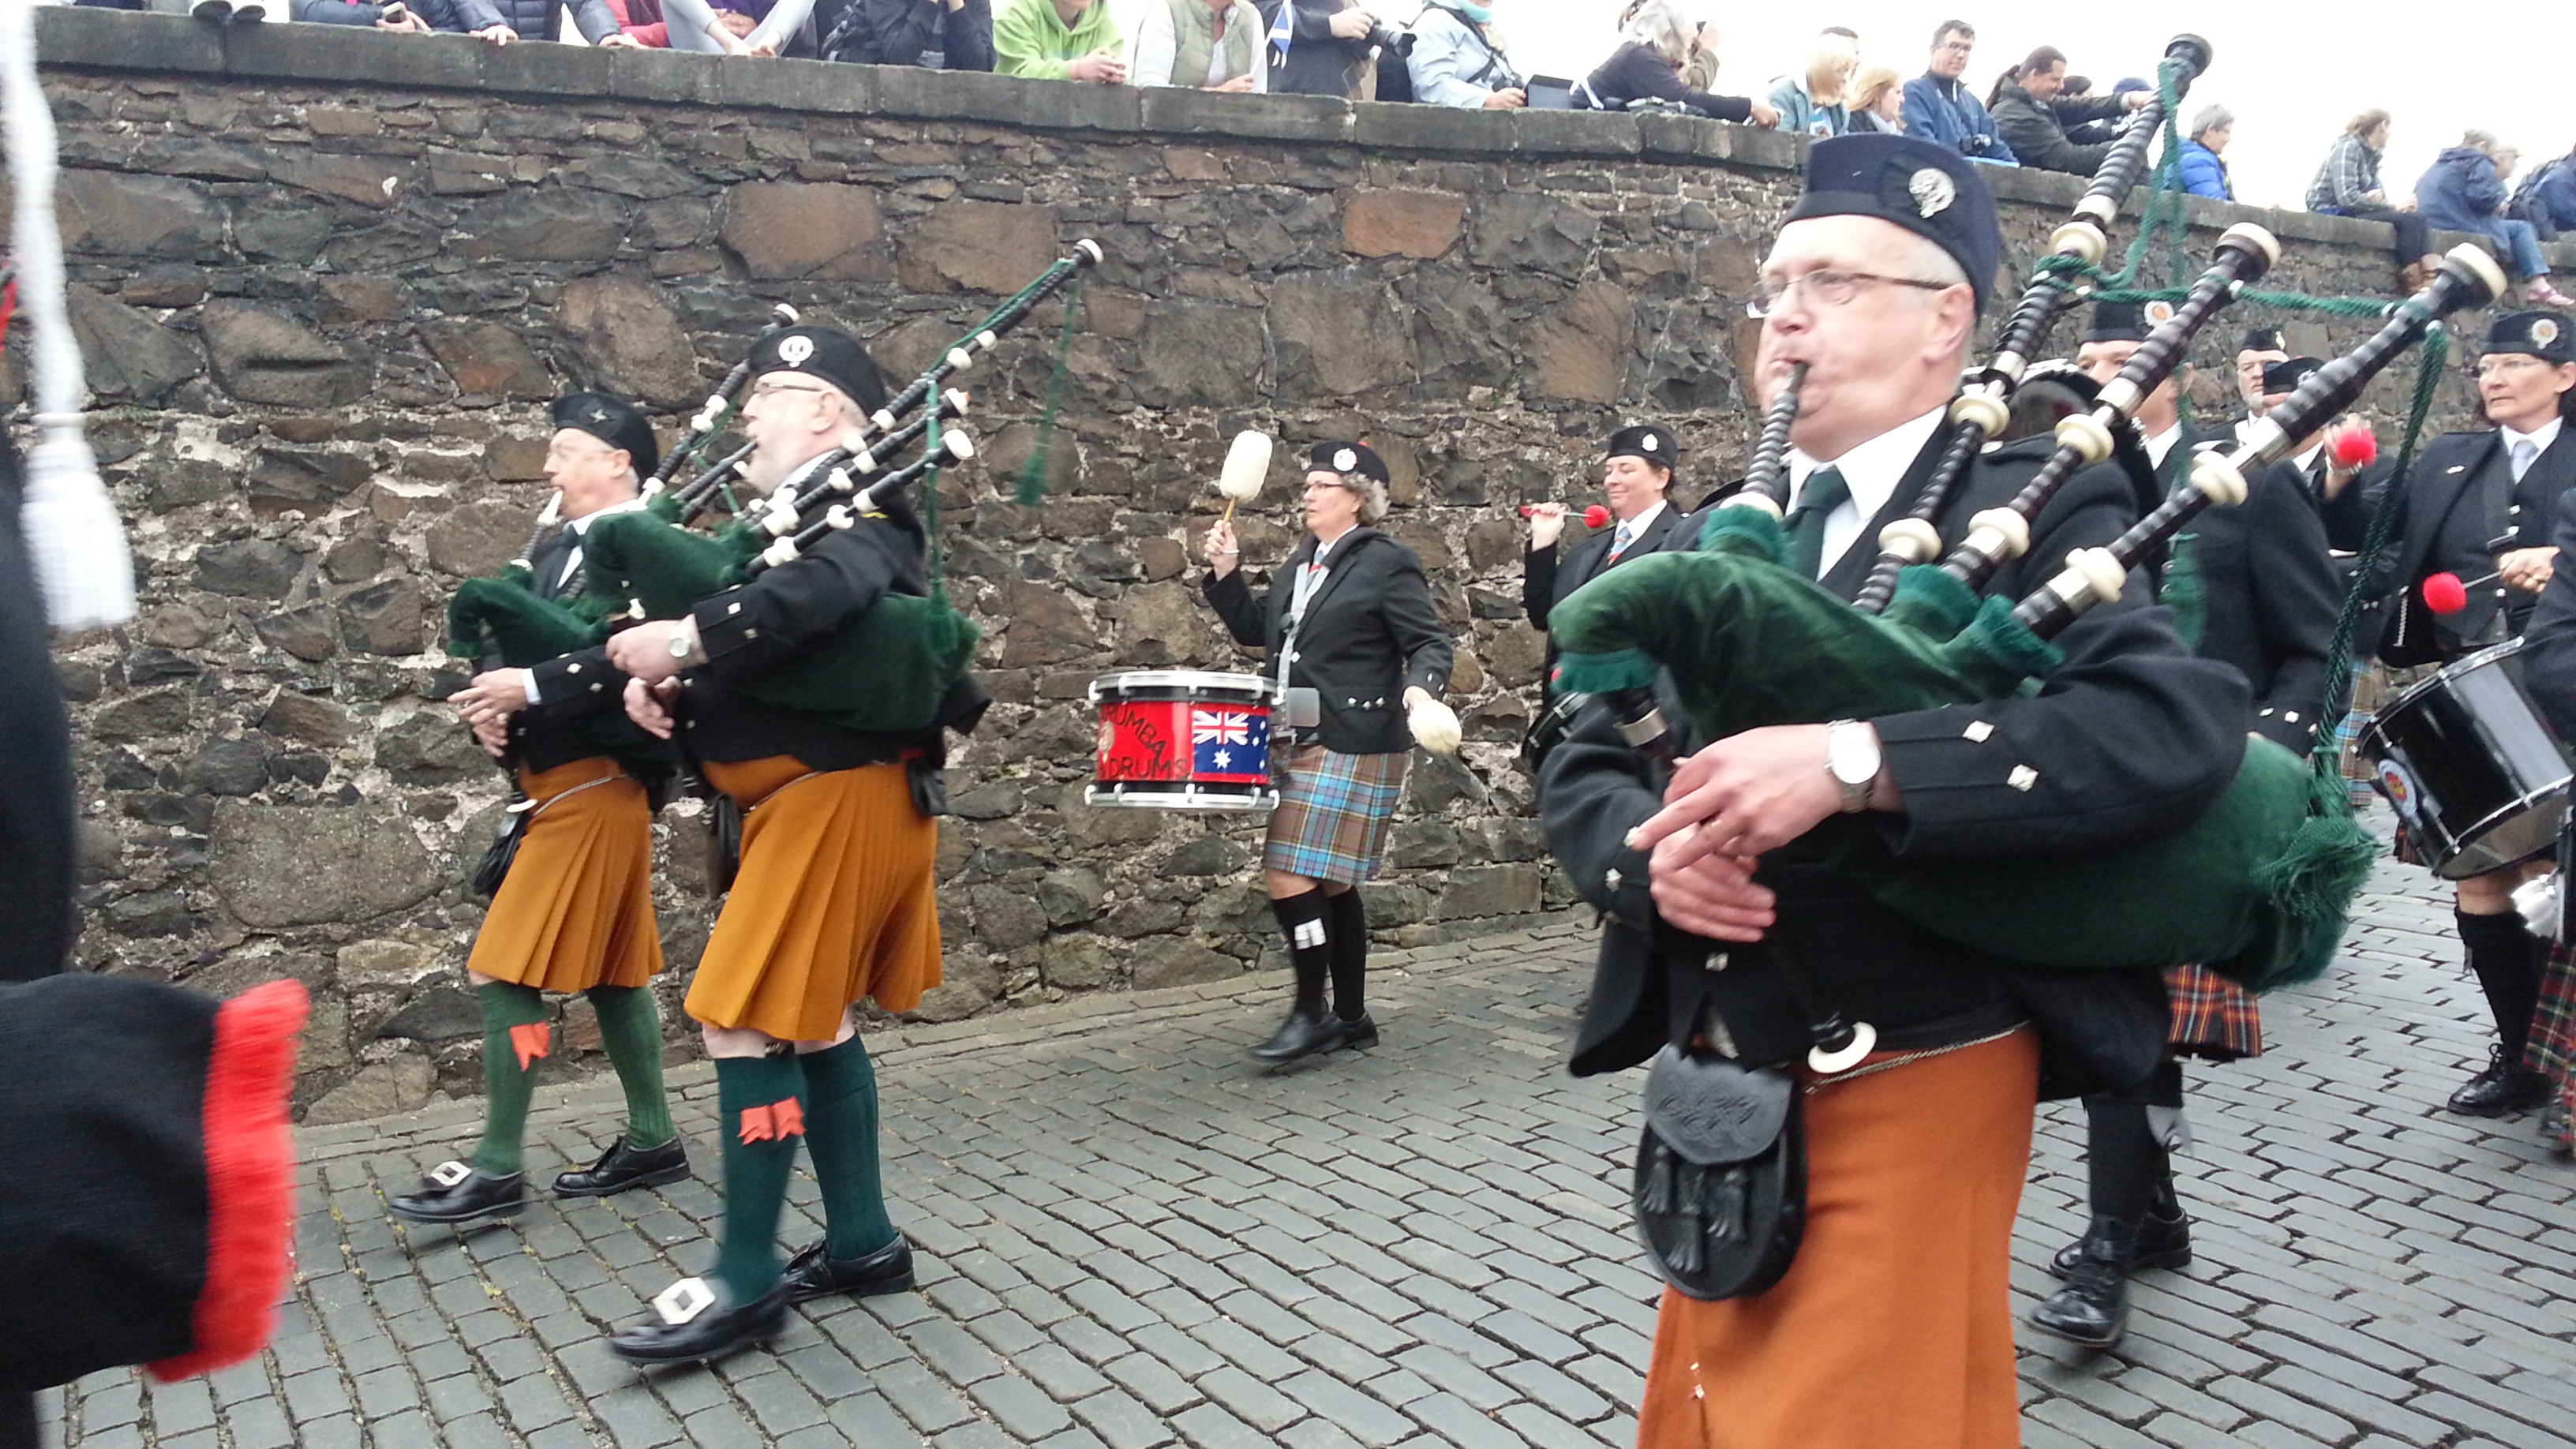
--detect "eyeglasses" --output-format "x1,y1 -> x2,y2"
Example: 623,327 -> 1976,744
2477,356 -> 2552,379
1934,39 -> 1973,52
1745,270 -> 1956,318
747,379 -> 833,401
544,441 -> 614,464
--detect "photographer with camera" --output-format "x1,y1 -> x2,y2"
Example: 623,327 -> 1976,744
816,0 -> 994,69
1406,0 -> 1522,110
1900,19 -> 2016,164
1575,2 -> 1774,125
1256,1 -> 1392,99
1133,0 -> 1267,92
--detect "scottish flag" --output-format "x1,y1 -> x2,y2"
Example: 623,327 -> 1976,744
1267,2 -> 1291,60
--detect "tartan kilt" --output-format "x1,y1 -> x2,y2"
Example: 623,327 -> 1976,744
2529,941 -> 2576,1151
2164,961 -> 2263,1060
1262,743 -> 1407,889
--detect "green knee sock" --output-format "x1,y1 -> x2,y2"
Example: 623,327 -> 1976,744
472,981 -> 550,1178
798,1037 -> 899,1260
583,986 -> 675,1151
711,1053 -> 807,1303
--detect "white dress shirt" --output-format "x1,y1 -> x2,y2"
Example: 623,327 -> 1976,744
1785,406 -> 1949,575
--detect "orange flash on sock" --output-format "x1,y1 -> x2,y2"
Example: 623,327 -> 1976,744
508,1021 -> 551,1071
736,1096 -> 806,1144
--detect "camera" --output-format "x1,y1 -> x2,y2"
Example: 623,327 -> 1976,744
1365,23 -> 1414,57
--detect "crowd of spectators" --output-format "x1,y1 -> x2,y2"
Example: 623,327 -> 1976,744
56,0 -> 2576,298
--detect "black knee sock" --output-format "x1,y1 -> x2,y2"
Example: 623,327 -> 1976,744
1326,889 -> 1368,1020
1270,889 -> 1330,1016
2458,909 -> 2544,1057
2084,1096 -> 2165,1223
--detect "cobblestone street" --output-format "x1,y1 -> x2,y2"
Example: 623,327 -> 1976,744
43,822 -> 2576,1449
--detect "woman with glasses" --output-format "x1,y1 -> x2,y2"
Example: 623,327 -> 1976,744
1200,442 -> 1455,1065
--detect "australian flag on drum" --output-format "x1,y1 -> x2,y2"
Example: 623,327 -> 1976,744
1192,707 -> 1271,784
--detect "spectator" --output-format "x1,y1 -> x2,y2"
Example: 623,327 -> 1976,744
1131,0 -> 1264,91
2178,104 -> 2233,200
601,0 -> 669,45
2417,130 -> 2574,307
1407,2 -> 1524,111
1904,19 -> 2016,164
2513,144 -> 2576,242
2307,109 -> 2442,289
1256,2 -> 1378,99
289,0 -> 519,38
1990,44 -> 2146,176
1766,29 -> 1855,138
994,0 -> 1125,80
658,0 -> 812,53
1575,1 -> 1775,125
818,0 -> 995,69
1846,65 -> 1903,133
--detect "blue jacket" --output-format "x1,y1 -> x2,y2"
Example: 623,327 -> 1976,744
2416,145 -> 2509,234
2177,139 -> 2231,200
1900,73 -> 2015,164
2517,158 -> 2576,231
1765,74 -> 1847,138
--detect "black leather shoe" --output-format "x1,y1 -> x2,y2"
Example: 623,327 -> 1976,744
2050,1203 -> 2190,1279
2447,1046 -> 2555,1116
781,1235 -> 915,1304
2031,1217 -> 2133,1349
1338,1012 -> 1380,1050
608,1277 -> 789,1365
553,1136 -> 691,1199
390,1162 -> 526,1226
1251,1007 -> 1345,1064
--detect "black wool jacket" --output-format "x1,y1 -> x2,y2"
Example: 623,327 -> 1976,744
1203,526 -> 1454,755
1539,430 -> 2248,1099
1523,503 -> 1686,697
2156,425 -> 2341,750
2326,423 -> 2576,660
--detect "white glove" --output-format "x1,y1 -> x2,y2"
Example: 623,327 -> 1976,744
2514,872 -> 2563,942
1408,695 -> 1462,755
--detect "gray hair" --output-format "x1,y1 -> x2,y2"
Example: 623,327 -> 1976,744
1622,0 -> 1698,65
2462,128 -> 2500,154
2190,104 -> 2233,140
1333,472 -> 1390,523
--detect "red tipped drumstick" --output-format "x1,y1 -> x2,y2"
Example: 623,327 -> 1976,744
2326,422 -> 2378,470
1518,504 -> 1614,530
2423,572 -> 2473,615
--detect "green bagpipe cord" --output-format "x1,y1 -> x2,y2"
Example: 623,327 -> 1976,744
1545,504 -> 2374,993
2159,532 -> 2207,653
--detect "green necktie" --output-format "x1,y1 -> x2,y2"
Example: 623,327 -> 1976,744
1783,466 -> 1849,580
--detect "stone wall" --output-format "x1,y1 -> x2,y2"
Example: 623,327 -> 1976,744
30,8 -> 2567,1121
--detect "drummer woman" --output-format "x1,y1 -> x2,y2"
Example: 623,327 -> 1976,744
1201,442 -> 1455,1064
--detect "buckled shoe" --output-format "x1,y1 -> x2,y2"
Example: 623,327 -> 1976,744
390,1161 -> 526,1226
609,1277 -> 789,1365
781,1235 -> 916,1304
553,1136 -> 691,1199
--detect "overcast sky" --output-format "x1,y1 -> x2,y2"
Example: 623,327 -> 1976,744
1334,1 -> 2569,211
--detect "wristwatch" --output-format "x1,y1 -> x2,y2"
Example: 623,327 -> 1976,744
668,623 -> 697,661
1825,719 -> 1880,813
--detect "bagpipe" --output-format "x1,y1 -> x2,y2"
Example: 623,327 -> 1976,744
578,239 -> 1104,735
1545,30 -> 2511,990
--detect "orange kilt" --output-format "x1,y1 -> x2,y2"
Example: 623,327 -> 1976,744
687,755 -> 941,1041
466,756 -> 663,994
1635,1028 -> 2041,1449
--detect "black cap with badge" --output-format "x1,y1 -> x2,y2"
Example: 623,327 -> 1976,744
1784,133 -> 2002,313
2241,325 -> 2287,354
2260,356 -> 2324,395
2484,311 -> 2574,365
1604,423 -> 1681,470
1306,440 -> 1390,485
550,391 -> 659,478
747,324 -> 890,414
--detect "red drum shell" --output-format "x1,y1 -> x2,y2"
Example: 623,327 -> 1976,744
1085,670 -> 1282,811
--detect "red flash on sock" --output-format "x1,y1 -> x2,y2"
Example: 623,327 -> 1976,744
736,1096 -> 806,1144
508,1022 -> 551,1071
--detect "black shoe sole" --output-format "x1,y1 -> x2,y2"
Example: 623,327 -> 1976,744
2029,1312 -> 2128,1350
2048,1242 -> 2191,1280
784,1267 -> 916,1305
553,1159 -> 691,1200
389,1196 -> 527,1226
609,1312 -> 786,1365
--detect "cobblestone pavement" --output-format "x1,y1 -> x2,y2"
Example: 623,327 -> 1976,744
43,825 -> 2576,1449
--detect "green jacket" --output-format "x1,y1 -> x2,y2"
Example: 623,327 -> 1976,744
994,0 -> 1123,80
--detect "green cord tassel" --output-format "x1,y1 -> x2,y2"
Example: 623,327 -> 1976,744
1016,279 -> 1084,507
2160,531 -> 2207,652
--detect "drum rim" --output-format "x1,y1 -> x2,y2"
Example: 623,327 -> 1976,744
1089,669 -> 1283,702
2374,636 -> 2529,724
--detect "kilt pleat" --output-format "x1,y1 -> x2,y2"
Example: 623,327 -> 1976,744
1261,744 -> 1406,888
2163,961 -> 2262,1060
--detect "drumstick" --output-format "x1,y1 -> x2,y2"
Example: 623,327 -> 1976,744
1217,430 -> 1271,526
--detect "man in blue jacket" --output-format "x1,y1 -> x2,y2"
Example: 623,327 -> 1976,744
2418,131 -> 2574,307
1902,18 -> 2016,165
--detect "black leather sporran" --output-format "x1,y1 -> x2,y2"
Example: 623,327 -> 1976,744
1632,1045 -> 1807,1300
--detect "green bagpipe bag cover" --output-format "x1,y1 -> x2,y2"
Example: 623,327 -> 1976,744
0,975 -> 308,1391
444,567 -> 607,666
1544,512 -> 2372,992
580,511 -> 981,736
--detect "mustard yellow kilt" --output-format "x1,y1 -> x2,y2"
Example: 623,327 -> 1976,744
466,756 -> 663,993
687,754 -> 942,1041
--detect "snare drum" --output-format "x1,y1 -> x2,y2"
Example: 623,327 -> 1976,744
2360,638 -> 2576,879
1087,670 -> 1282,811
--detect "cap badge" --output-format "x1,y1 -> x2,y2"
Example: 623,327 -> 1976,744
2535,318 -> 2562,348
585,404 -> 611,425
1641,435 -> 1659,452
1333,447 -> 1358,473
1908,167 -> 1956,219
2145,300 -> 2177,327
778,335 -> 816,366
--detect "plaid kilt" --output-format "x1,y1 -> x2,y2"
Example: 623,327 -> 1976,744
2164,962 -> 2263,1060
2530,942 -> 2576,1151
1263,743 -> 1407,888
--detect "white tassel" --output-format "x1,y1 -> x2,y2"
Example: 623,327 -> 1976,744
6,0 -> 133,631
1408,696 -> 1462,756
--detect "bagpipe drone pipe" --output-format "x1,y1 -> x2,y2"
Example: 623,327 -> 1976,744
1546,238 -> 2509,994
579,240 -> 1104,735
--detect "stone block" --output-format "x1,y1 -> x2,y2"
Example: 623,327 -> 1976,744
35,7 -> 221,74
302,1056 -> 436,1126
58,170 -> 223,260
195,538 -> 302,599
1532,282 -> 1634,404
911,951 -> 1002,1023
1138,89 -> 1350,144
897,199 -> 1061,296
1268,269 -> 1416,398
185,738 -> 271,798
1134,301 -> 1263,408
1436,864 -> 1541,920
1040,936 -> 1118,990
339,576 -> 427,657
1039,867 -> 1107,927
714,52 -> 875,116
249,447 -> 372,515
256,607 -> 340,663
373,711 -> 486,785
1469,191 -> 1601,281
201,301 -> 370,407
418,319 -> 552,401
1110,580 -> 1215,668
997,580 -> 1099,667
969,884 -> 1049,950
69,286 -> 201,407
605,45 -> 723,106
1512,109 -> 1642,159
1342,190 -> 1466,260
269,149 -> 426,210
453,189 -> 632,264
426,498 -> 540,579
1129,937 -> 1237,990
1161,833 -> 1246,878
211,803 -> 443,930
719,181 -> 885,280
1354,99 -> 1496,153
559,279 -> 701,408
